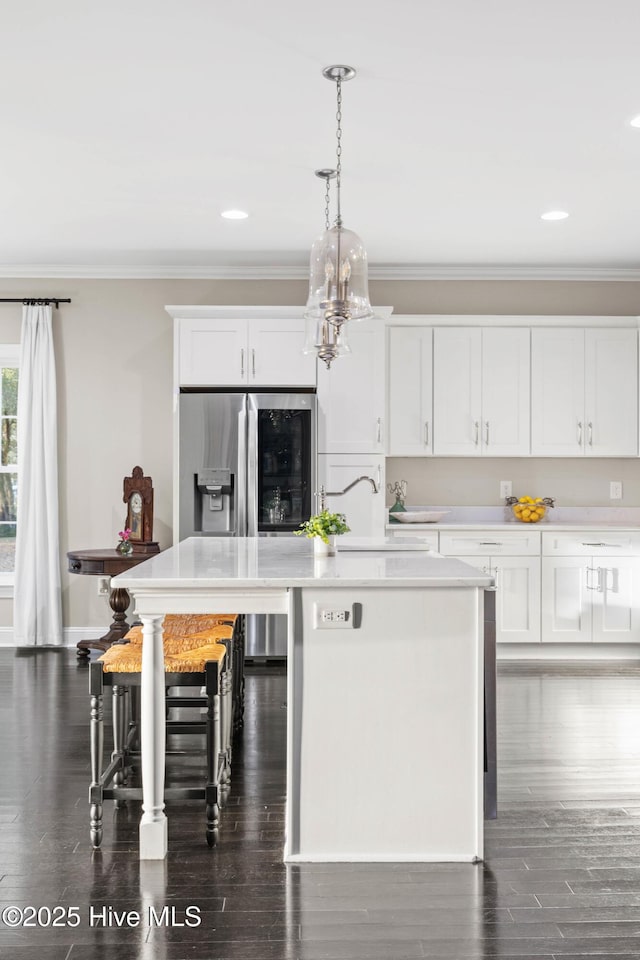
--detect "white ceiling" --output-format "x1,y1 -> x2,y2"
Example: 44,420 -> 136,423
4,0 -> 640,275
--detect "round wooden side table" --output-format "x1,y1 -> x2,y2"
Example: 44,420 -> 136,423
67,547 -> 158,659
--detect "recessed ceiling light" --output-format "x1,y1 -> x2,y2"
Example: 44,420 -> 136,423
540,210 -> 569,221
221,209 -> 249,220
629,115 -> 640,128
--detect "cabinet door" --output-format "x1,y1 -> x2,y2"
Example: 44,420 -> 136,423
317,455 -> 385,537
592,558 -> 640,643
249,319 -> 317,388
541,557 -> 591,642
387,326 -> 433,455
178,318 -> 248,386
481,328 -> 530,457
585,328 -> 638,456
317,320 -> 385,454
531,329 -> 585,456
451,554 -> 540,644
493,556 -> 540,644
433,328 -> 482,455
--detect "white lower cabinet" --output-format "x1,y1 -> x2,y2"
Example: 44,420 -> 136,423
438,531 -> 541,644
541,556 -> 640,643
448,554 -> 540,644
317,455 -> 386,538
541,533 -> 640,643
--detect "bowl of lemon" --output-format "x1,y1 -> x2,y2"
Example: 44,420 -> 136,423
506,495 -> 555,523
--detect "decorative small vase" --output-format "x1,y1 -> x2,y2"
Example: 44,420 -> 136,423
313,535 -> 337,557
388,497 -> 407,523
116,540 -> 133,556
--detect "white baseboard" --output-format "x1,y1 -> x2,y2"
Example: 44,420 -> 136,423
498,643 -> 640,660
0,627 -> 105,648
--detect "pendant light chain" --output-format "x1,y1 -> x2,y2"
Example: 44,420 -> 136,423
335,77 -> 343,228
324,176 -> 331,231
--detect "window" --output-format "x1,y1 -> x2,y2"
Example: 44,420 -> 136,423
0,346 -> 19,584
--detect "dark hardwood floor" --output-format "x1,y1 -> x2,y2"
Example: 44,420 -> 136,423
2,650 -> 640,958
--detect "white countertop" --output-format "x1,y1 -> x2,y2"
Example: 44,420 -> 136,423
113,536 -> 493,590
386,505 -> 640,533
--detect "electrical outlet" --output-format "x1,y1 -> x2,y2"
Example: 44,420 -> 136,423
97,576 -> 111,597
610,481 -> 623,500
314,604 -> 352,628
499,480 -> 512,499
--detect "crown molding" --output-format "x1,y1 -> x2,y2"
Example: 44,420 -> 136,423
0,263 -> 640,281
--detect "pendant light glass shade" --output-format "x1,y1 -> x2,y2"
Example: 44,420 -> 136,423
303,312 -> 351,365
304,225 -> 374,324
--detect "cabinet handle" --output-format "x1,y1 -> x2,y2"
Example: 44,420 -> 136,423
581,542 -> 623,549
474,420 -> 479,445
252,348 -> 256,377
597,566 -> 604,592
588,421 -> 593,446
484,421 -> 489,446
480,541 -> 502,546
377,465 -> 381,488
424,421 -> 429,447
586,566 -> 597,590
240,348 -> 244,377
577,420 -> 582,446
376,418 -> 382,444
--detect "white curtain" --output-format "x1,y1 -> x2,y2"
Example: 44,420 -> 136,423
13,303 -> 62,646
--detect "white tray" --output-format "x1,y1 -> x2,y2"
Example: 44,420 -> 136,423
390,511 -> 450,523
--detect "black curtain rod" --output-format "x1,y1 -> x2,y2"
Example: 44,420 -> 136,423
0,298 -> 71,309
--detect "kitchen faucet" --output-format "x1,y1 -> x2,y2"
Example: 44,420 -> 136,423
318,476 -> 379,512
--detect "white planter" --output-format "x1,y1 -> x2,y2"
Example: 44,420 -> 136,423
313,536 -> 337,557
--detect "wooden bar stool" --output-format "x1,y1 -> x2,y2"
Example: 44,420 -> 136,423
89,620 -> 233,849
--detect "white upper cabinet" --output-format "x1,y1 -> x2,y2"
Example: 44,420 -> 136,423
175,312 -> 316,388
531,327 -> 638,457
433,327 -> 530,456
387,326 -> 433,456
585,328 -> 638,456
178,318 -> 249,387
248,319 -> 317,387
317,318 -> 386,454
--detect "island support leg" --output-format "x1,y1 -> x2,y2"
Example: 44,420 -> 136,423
139,614 -> 167,859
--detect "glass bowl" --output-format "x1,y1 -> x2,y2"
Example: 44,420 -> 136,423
507,497 -> 554,523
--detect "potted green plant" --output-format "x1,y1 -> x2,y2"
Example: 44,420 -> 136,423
294,509 -> 350,556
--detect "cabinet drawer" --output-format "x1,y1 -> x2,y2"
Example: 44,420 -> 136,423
439,530 -> 541,557
542,531 -> 640,557
68,558 -> 105,575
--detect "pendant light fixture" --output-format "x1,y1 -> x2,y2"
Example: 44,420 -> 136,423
304,65 -> 373,368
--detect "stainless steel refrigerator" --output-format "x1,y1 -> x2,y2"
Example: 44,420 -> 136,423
178,391 -> 317,657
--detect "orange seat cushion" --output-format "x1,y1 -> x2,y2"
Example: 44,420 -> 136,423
99,640 -> 226,674
123,620 -> 234,654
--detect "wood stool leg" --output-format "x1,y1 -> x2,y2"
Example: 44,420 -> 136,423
89,662 -> 104,848
205,661 -> 220,847
112,684 -> 127,806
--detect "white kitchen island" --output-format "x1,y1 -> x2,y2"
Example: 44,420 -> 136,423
113,537 -> 494,861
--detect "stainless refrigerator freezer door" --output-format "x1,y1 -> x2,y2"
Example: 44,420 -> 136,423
178,393 -> 246,540
248,392 -> 317,536
245,613 -> 288,659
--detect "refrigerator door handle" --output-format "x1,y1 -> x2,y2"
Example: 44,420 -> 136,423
247,397 -> 258,536
237,399 -> 248,536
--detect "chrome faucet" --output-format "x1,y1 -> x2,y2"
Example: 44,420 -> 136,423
318,476 -> 379,512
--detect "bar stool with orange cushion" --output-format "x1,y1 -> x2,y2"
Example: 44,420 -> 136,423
89,618 -> 233,849
120,615 -> 239,786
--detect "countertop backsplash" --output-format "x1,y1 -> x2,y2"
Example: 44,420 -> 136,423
386,457 -> 640,507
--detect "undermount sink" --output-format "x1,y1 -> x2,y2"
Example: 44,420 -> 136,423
338,538 -> 436,552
